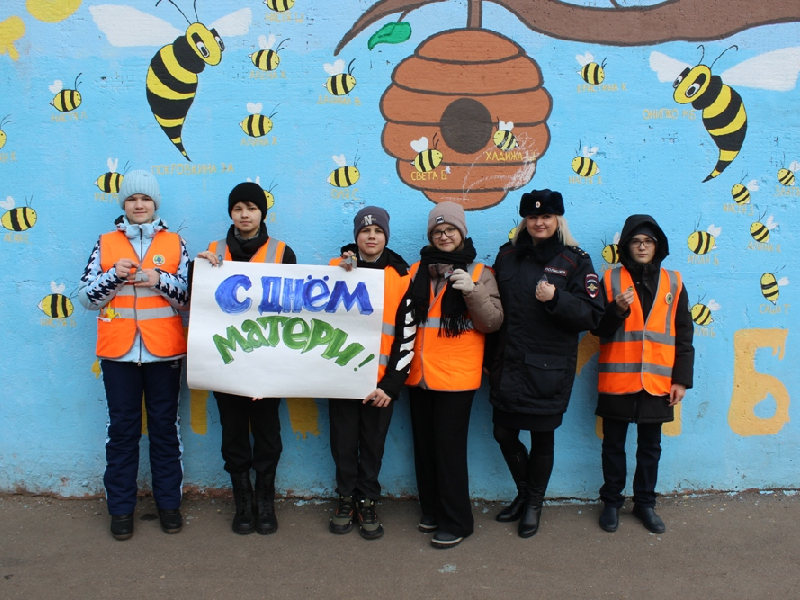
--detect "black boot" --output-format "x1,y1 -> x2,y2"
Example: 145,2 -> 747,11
496,449 -> 528,523
518,452 -> 554,539
255,470 -> 278,535
230,471 -> 256,535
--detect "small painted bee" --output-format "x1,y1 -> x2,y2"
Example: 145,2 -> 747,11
731,175 -> 758,204
777,160 -> 798,186
760,270 -> 788,305
50,74 -> 82,112
0,114 -> 11,149
493,120 -> 518,152
410,135 -> 444,173
328,154 -> 360,187
601,232 -> 621,264
250,34 -> 288,72
750,212 -> 777,243
687,223 -> 721,255
264,0 -> 295,12
38,282 -> 75,318
571,142 -> 600,177
247,176 -> 277,210
0,195 -> 36,231
691,297 -> 720,326
240,103 -> 277,138
323,58 -> 356,96
95,158 -> 129,194
577,52 -> 606,85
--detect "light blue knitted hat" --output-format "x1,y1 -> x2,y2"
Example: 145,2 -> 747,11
118,169 -> 161,210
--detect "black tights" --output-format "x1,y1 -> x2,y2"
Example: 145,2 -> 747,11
493,424 -> 554,457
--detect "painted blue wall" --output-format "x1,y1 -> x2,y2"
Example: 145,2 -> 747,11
1,0 -> 797,500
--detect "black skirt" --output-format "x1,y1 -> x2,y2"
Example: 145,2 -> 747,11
492,407 -> 563,432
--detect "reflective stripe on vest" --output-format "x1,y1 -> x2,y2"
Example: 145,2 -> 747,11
406,262 -> 486,391
209,237 -> 286,264
329,256 -> 410,382
598,267 -> 681,396
96,230 -> 186,359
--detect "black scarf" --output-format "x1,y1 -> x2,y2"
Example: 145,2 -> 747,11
410,237 -> 477,337
226,223 -> 270,262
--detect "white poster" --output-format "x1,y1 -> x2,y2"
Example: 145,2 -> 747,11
187,260 -> 384,399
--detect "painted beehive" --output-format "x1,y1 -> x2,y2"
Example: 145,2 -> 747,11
381,29 -> 552,210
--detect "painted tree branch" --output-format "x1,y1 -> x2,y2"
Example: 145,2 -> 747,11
335,0 -> 800,54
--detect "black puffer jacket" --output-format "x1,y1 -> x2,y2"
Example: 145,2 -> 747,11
592,214 -> 695,423
488,231 -> 604,416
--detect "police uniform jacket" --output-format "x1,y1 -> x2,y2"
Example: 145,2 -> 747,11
488,230 -> 604,416
591,215 -> 695,424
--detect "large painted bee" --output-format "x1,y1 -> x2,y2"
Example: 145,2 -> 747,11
250,34 -> 288,72
49,74 -> 82,113
0,196 -> 36,231
90,3 -> 252,161
651,46 -> 800,182
38,282 -> 75,319
328,154 -> 360,187
410,135 -> 443,173
576,52 -> 606,85
0,114 -> 11,149
323,58 -> 357,96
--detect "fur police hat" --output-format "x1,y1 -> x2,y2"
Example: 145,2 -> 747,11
518,189 -> 564,217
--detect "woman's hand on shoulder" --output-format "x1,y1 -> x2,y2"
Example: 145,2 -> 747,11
196,250 -> 221,266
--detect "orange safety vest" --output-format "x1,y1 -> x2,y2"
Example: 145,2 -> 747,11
329,256 -> 410,382
97,230 -> 186,359
598,266 -> 682,396
208,237 -> 286,264
406,262 -> 486,391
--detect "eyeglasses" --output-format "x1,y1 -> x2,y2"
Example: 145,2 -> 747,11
431,226 -> 458,239
629,238 -> 655,249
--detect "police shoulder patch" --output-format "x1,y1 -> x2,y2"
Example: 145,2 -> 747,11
570,245 -> 590,258
585,273 -> 600,298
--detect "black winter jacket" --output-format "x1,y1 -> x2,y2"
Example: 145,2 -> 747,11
488,232 -> 604,416
591,214 -> 695,423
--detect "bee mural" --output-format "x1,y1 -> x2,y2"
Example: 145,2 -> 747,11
250,34 -> 288,72
750,212 -> 778,243
493,120 -> 518,152
0,114 -> 10,149
760,271 -> 788,305
247,176 -> 276,210
90,3 -> 252,161
324,58 -> 357,96
508,220 -> 519,241
577,52 -> 606,85
572,142 -> 599,177
38,282 -> 74,319
95,158 -> 129,194
240,103 -> 276,138
731,175 -> 758,204
49,74 -> 82,113
687,223 -> 721,255
777,160 -> 798,186
328,154 -> 360,187
601,232 -> 621,265
691,297 -> 720,326
411,135 -> 444,173
0,196 -> 36,231
265,0 -> 295,13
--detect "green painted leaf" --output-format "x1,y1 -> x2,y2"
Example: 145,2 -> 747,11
367,22 -> 412,50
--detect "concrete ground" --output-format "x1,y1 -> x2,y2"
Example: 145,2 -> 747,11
1,491 -> 798,599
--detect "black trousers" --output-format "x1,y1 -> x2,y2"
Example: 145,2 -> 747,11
102,360 -> 183,515
409,387 -> 475,538
328,398 -> 394,500
600,419 -> 662,509
214,392 -> 282,476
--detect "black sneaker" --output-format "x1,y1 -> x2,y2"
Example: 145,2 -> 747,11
357,498 -> 384,540
431,531 -> 464,549
329,496 -> 355,534
418,515 -> 438,533
110,514 -> 134,541
158,508 -> 183,534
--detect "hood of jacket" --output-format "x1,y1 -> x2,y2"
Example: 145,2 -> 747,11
618,214 -> 669,271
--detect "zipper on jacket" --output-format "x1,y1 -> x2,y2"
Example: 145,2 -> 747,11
136,229 -> 143,366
